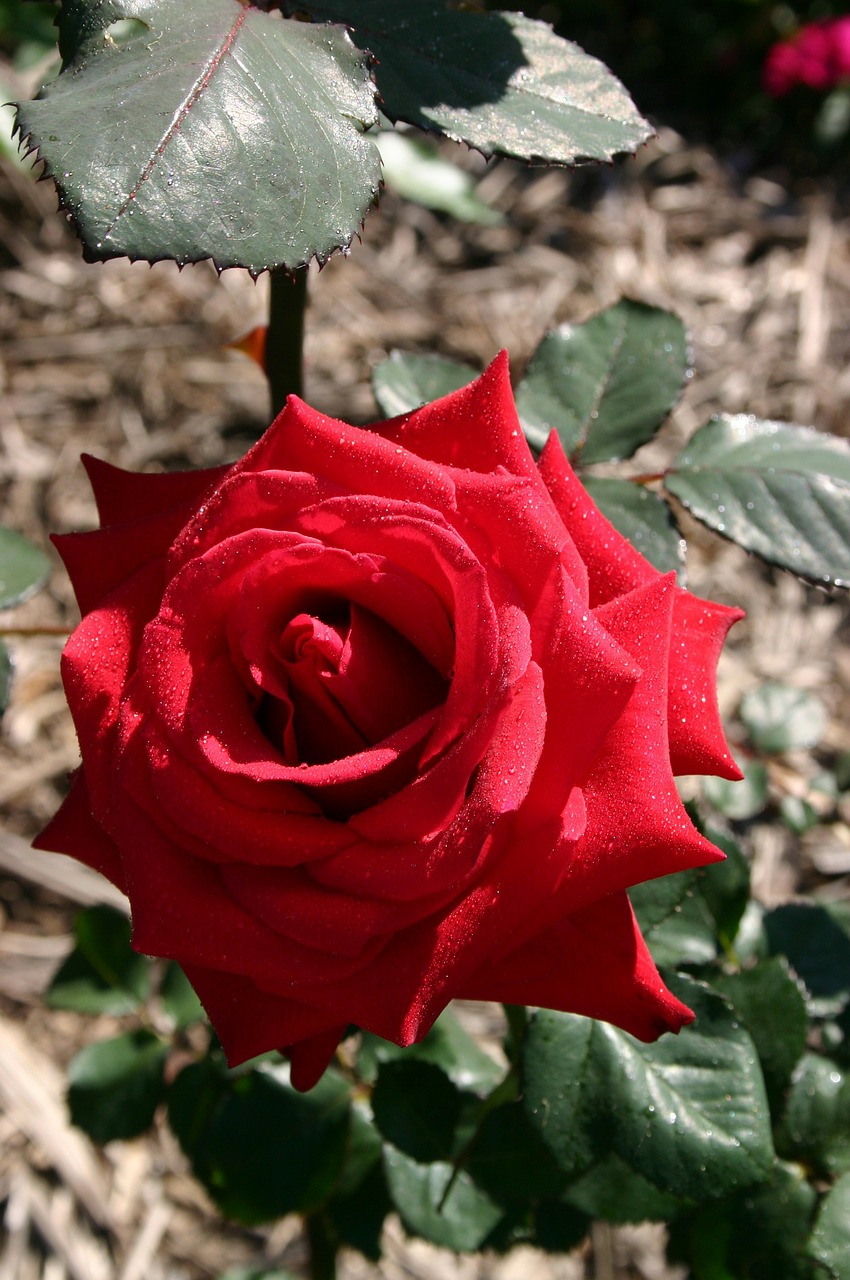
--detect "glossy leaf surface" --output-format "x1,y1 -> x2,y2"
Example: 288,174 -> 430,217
515,301 -> 688,461
17,0 -> 380,272
665,415 -> 850,585
522,974 -> 773,1200
288,3 -> 652,163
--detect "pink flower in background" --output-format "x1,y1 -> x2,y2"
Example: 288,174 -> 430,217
763,15 -> 850,96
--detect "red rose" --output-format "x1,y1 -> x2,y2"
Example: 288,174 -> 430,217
38,355 -> 742,1090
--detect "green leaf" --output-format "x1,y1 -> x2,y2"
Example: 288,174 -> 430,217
740,682 -> 828,755
333,1096 -> 383,1199
515,301 -> 688,462
169,1061 -> 352,1224
376,130 -> 502,226
67,1029 -> 168,1143
665,415 -> 850,586
702,759 -> 769,822
672,1163 -> 819,1280
764,903 -> 850,1018
629,868 -> 718,969
696,825 -> 751,951
465,1102 -> 566,1203
327,1159 -> 390,1261
358,1008 -> 503,1094
371,351 -> 478,419
0,527 -> 50,609
712,958 -> 809,1119
780,795 -> 820,836
522,974 -> 773,1201
16,0 -> 381,273
289,4 -> 652,164
582,478 -> 685,578
0,640 -> 12,716
371,1060 -> 462,1162
382,1145 -> 502,1251
47,905 -> 150,1015
809,1172 -> 850,1279
564,1153 -> 686,1223
159,961 -> 205,1030
776,1054 -> 850,1177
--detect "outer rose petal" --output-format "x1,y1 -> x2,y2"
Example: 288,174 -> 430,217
538,432 -> 743,779
33,770 -> 127,892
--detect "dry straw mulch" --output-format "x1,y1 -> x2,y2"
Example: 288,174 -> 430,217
1,125 -> 850,1279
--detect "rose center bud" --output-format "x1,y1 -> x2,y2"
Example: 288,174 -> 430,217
261,600 -> 448,767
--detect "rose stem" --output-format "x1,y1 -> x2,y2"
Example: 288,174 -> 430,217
266,266 -> 307,417
305,1210 -> 339,1280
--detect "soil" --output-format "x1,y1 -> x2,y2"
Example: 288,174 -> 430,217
1,120 -> 850,1280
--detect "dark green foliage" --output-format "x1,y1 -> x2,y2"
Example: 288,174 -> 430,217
47,905 -> 151,1015
67,1028 -> 168,1142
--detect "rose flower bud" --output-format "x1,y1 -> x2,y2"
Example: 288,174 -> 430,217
37,355 -> 742,1091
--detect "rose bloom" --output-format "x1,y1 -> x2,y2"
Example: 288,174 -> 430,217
38,356 -> 742,1090
763,15 -> 850,96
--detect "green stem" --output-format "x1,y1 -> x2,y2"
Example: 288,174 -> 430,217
305,1211 -> 338,1280
267,267 -> 308,417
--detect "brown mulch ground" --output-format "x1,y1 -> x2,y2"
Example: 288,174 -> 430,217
2,122 -> 850,1280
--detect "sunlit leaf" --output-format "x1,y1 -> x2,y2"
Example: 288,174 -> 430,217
17,0 -> 381,272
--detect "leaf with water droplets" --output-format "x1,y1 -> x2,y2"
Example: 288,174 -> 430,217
665,416 -> 850,586
516,301 -> 689,462
15,0 -> 381,272
522,973 -> 774,1200
285,3 -> 652,163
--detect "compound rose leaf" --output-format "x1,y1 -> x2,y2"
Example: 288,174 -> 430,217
740,681 -> 828,755
809,1172 -> 850,1279
15,0 -> 381,273
516,301 -> 689,462
169,1060 -> 352,1224
371,351 -> 479,419
67,1029 -> 168,1143
383,1145 -> 503,1251
47,904 -> 151,1016
714,959 -> 809,1121
563,1152 -> 686,1223
581,478 -> 685,578
284,2 -> 651,163
371,1059 -> 463,1163
464,1102 -> 567,1204
776,1053 -> 850,1179
523,974 -> 774,1201
764,902 -> 850,1019
665,415 -> 850,587
0,527 -> 50,610
628,868 -> 718,969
